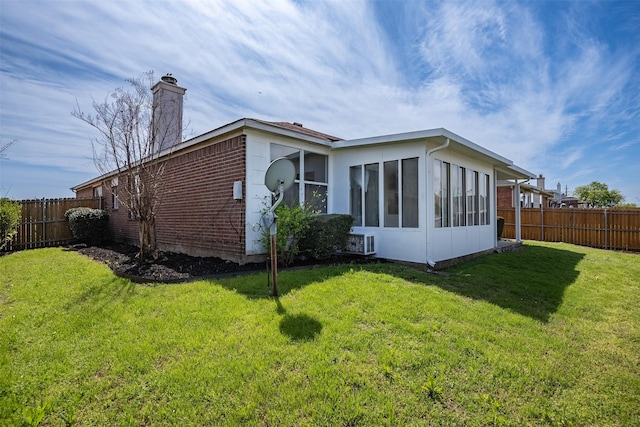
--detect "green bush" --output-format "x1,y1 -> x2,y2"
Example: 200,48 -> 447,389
65,207 -> 109,245
301,214 -> 354,260
0,198 -> 21,250
261,203 -> 313,266
497,216 -> 505,239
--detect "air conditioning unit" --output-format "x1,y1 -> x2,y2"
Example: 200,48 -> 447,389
345,234 -> 375,255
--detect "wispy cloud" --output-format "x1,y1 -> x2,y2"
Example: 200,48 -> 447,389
609,141 -> 637,151
561,146 -> 585,170
0,0 -> 638,201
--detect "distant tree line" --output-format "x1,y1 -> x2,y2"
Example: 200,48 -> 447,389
574,181 -> 636,208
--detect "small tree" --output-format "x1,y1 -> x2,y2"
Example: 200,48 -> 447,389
574,181 -> 624,208
0,198 -> 21,250
73,72 -> 182,260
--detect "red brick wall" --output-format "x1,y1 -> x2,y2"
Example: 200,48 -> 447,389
77,135 -> 248,263
75,187 -> 93,199
155,135 -> 247,261
105,183 -> 138,246
497,186 -> 513,208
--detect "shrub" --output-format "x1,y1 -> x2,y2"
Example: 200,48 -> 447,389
497,216 -> 505,239
65,207 -> 109,245
301,214 -> 354,260
260,203 -> 313,266
0,198 -> 21,250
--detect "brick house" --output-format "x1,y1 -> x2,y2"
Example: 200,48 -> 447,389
497,175 -> 557,209
73,76 -> 534,266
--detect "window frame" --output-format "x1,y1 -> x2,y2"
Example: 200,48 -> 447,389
401,157 -> 419,228
435,159 -> 491,228
452,164 -> 466,227
111,178 -> 119,210
354,157 -> 419,229
270,143 -> 328,213
383,160 -> 399,228
364,163 -> 379,227
350,165 -> 363,226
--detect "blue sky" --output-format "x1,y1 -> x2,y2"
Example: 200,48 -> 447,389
1,0 -> 639,203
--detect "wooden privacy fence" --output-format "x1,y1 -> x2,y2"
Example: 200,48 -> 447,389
4,198 -> 102,251
498,207 -> 640,251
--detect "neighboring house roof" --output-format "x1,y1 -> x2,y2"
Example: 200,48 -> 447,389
497,180 -> 555,197
335,128 -> 535,181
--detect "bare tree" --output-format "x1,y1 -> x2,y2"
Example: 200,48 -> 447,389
0,138 -> 17,160
73,72 -> 184,260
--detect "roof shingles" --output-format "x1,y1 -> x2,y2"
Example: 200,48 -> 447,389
252,119 -> 342,142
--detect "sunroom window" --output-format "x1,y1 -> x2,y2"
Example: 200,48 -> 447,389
270,144 -> 328,212
435,158 -> 490,228
353,157 -> 418,228
349,163 -> 379,227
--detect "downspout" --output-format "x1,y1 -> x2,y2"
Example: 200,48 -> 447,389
426,137 -> 450,159
426,138 -> 450,267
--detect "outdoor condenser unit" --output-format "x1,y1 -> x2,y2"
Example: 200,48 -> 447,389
346,234 -> 375,255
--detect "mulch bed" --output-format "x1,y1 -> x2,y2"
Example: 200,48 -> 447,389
75,243 -> 376,283
75,243 -> 263,283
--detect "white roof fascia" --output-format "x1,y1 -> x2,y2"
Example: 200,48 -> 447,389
72,119 -> 333,192
71,170 -> 116,192
495,164 -> 536,181
333,127 -> 515,165
334,127 -> 536,181
332,128 -> 446,149
73,119 -> 250,191
440,128 -> 513,166
508,164 -> 536,180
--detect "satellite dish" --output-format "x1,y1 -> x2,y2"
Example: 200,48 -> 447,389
265,157 -> 295,193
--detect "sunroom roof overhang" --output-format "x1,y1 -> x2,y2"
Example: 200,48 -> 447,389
495,164 -> 536,181
333,128 -> 536,181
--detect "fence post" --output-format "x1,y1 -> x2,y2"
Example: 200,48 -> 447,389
540,204 -> 544,241
41,198 -> 46,248
514,181 -> 522,242
604,208 -> 608,250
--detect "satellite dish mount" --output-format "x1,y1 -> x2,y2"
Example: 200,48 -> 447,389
263,158 -> 295,296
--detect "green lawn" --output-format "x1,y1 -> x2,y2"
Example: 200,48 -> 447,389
1,242 -> 639,426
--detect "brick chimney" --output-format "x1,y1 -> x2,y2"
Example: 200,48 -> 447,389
537,174 -> 545,190
151,74 -> 186,152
